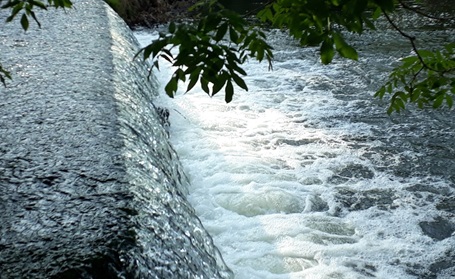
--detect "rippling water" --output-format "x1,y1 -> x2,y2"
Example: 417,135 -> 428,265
0,1 -> 232,277
134,16 -> 455,278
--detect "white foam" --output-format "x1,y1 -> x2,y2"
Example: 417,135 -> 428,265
134,29 -> 455,279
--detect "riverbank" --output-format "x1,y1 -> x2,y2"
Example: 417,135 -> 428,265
118,0 -> 454,28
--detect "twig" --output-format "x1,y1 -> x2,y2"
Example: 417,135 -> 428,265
243,0 -> 276,17
398,0 -> 455,21
381,9 -> 437,72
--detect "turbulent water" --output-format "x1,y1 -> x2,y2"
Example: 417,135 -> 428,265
135,14 -> 455,279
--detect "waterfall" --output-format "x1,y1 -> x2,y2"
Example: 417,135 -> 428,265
0,1 -> 231,278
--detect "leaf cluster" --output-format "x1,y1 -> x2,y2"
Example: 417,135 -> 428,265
1,0 -> 72,30
375,43 -> 455,114
137,0 -> 273,103
257,0 -> 396,64
0,63 -> 11,86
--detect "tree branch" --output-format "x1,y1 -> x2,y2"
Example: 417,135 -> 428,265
243,0 -> 275,17
381,9 -> 439,73
398,0 -> 455,21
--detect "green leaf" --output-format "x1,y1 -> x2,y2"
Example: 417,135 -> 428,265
204,13 -> 222,32
410,88 -> 421,102
231,72 -> 248,91
395,97 -> 405,110
231,63 -> 247,76
30,0 -> 47,9
140,39 -> 167,60
257,47 -> 265,61
20,14 -> 29,31
188,0 -> 205,12
364,17 -> 376,30
0,64 -> 12,87
339,46 -> 359,61
51,0 -> 73,9
153,60 -> 160,71
400,56 -> 419,67
201,76 -> 210,94
446,94 -> 453,108
320,39 -> 335,64
417,49 -> 434,58
387,105 -> 394,115
169,22 -> 176,33
257,6 -> 273,22
374,0 -> 395,12
186,67 -> 201,93
215,22 -> 228,41
165,77 -> 178,97
333,33 -> 358,60
339,44 -> 358,60
175,68 -> 186,82
6,2 -> 24,23
229,26 -> 239,44
372,7 -> 382,19
212,76 -> 226,95
225,80 -> 234,103
1,0 -> 21,9
386,83 -> 392,93
433,94 -> 445,108
374,86 -> 386,99
28,10 -> 41,28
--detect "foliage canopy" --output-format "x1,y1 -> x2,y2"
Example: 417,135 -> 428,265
138,0 -> 455,114
137,1 -> 273,102
1,0 -> 454,114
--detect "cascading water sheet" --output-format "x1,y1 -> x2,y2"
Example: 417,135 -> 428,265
0,1 -> 232,277
135,21 -> 455,279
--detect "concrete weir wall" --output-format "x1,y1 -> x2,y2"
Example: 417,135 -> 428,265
0,1 -> 231,278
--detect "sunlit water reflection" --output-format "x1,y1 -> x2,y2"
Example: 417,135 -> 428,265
134,19 -> 455,278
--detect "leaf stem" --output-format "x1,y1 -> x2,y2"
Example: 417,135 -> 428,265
397,0 -> 455,21
381,9 -> 437,72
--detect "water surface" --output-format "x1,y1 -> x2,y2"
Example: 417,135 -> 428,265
134,17 -> 455,278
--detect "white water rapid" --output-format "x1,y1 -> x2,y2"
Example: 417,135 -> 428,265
134,25 -> 455,279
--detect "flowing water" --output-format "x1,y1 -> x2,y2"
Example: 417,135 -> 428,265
106,7 -> 233,278
134,13 -> 455,279
0,1 -> 231,277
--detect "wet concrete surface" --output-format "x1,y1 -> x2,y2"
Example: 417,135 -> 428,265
0,1 -> 230,278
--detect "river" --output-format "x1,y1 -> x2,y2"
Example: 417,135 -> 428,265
134,10 -> 455,279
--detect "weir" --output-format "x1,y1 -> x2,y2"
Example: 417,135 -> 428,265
0,1 -> 231,278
